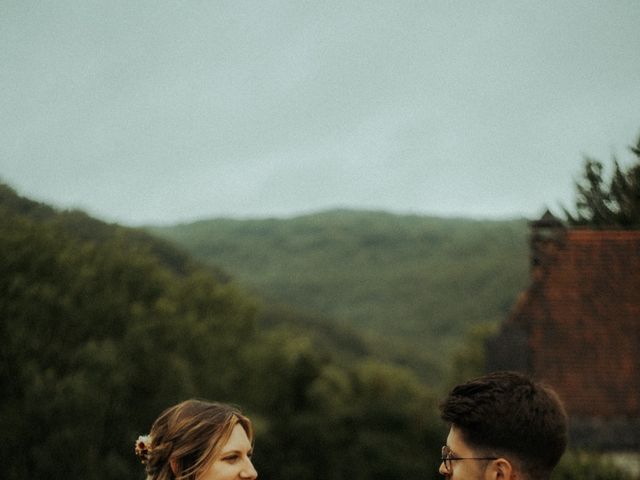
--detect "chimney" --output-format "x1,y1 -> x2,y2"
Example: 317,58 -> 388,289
529,210 -> 566,272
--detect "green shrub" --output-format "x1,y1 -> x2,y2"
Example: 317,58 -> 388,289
552,451 -> 638,480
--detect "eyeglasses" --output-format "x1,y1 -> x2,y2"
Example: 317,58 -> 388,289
441,446 -> 498,474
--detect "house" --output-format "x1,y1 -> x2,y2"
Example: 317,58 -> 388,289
486,211 -> 640,452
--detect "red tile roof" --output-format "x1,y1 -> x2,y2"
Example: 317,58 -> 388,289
505,229 -> 640,417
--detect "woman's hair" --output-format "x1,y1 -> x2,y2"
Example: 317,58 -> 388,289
135,399 -> 253,480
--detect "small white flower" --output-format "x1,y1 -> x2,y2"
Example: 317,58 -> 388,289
135,434 -> 153,463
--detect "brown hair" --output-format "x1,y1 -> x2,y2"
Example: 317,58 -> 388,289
141,399 -> 253,480
440,371 -> 568,480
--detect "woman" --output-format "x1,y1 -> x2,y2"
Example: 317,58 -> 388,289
135,399 -> 258,480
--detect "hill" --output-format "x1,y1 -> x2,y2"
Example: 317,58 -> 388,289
148,209 -> 531,375
1,183 -> 446,479
3,184 -> 624,480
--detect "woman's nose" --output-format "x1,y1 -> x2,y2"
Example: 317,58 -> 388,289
241,458 -> 258,479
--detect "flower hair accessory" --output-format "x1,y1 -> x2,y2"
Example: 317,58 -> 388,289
135,434 -> 153,464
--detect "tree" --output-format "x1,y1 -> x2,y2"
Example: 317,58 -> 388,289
564,133 -> 640,228
0,193 -> 258,480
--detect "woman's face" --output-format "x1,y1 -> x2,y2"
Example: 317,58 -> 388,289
198,424 -> 257,480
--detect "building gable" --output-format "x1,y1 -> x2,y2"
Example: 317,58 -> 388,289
487,215 -> 640,450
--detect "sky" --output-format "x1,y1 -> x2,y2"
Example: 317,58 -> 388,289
1,1 -> 639,226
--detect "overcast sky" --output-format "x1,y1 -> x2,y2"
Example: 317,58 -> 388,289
1,1 -> 639,226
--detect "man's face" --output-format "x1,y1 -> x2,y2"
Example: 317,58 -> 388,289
439,426 -> 492,479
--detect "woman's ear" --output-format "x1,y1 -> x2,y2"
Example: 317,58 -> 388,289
485,457 -> 514,480
170,458 -> 179,476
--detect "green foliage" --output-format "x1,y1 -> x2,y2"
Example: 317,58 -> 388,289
445,322 -> 498,389
552,451 -> 638,480
1,184 -> 447,480
245,333 -> 445,480
564,133 -> 640,228
148,209 -> 530,383
0,186 -> 257,479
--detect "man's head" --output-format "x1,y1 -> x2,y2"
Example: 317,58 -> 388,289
439,371 -> 568,480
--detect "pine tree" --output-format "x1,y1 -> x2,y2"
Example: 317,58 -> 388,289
564,133 -> 640,228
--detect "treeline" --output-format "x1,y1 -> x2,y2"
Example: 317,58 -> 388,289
0,184 -> 444,479
564,133 -> 640,228
2,181 -> 635,479
148,210 -> 531,384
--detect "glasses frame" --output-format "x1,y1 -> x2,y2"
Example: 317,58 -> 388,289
441,446 -> 498,474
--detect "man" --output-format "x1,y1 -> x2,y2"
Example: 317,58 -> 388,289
439,371 -> 568,479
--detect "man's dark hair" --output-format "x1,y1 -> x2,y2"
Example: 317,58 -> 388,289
440,371 -> 568,479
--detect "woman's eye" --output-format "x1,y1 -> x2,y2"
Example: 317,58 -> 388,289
223,455 -> 239,463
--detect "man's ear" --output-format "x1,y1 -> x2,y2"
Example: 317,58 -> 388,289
485,457 -> 514,480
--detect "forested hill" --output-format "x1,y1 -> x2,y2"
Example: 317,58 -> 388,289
1,183 -> 447,479
3,182 -> 632,480
0,183 -> 257,477
148,209 -> 531,369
